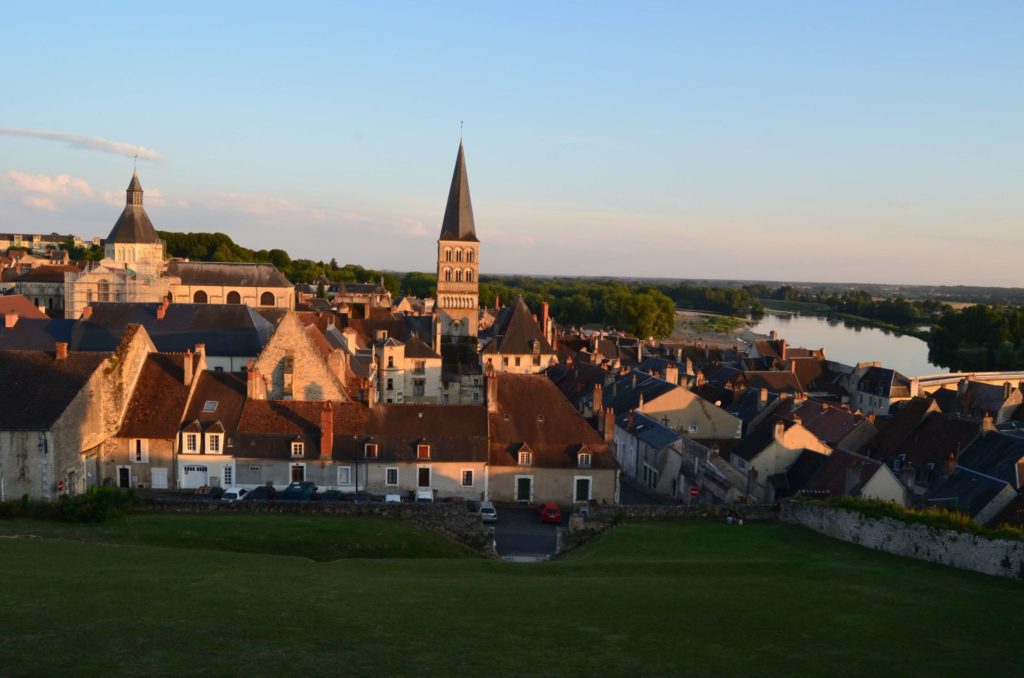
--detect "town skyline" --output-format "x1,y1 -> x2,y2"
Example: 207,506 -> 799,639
1,2 -> 1022,287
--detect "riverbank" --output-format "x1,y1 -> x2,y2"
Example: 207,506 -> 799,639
672,310 -> 768,348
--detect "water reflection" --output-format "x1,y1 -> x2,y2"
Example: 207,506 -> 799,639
749,313 -> 946,377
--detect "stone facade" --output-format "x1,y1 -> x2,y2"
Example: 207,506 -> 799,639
251,312 -> 346,401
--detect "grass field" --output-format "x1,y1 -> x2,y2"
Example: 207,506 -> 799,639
1,515 -> 1023,677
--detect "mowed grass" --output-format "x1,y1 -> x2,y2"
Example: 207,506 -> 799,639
1,517 -> 1023,677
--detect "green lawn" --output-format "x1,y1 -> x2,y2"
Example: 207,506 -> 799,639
1,516 -> 1022,677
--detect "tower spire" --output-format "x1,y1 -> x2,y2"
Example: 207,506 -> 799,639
438,141 -> 477,242
126,169 -> 143,206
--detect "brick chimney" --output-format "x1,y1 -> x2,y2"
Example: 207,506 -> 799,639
320,401 -> 334,460
494,295 -> 500,309
664,364 -> 679,385
779,339 -> 787,361
194,344 -> 206,359
485,365 -> 498,413
604,407 -> 615,443
592,383 -> 603,416
4,312 -> 16,328
981,413 -> 996,434
773,419 -> 786,441
81,306 -> 93,320
156,297 -> 170,320
183,349 -> 194,386
55,342 -> 68,361
247,365 -> 264,400
540,300 -> 550,340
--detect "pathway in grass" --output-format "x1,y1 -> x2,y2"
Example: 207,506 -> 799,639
1,519 -> 1022,676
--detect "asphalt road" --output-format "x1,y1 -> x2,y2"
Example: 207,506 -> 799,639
493,505 -> 563,559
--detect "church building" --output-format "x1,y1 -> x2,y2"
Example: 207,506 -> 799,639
435,142 -> 480,338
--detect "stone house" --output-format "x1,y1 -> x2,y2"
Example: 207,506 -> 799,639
13,264 -> 81,315
487,371 -> 618,504
103,349 -> 205,490
249,311 -> 348,402
0,324 -> 155,499
799,449 -> 909,505
374,334 -> 443,404
729,417 -> 832,502
480,296 -> 557,375
177,370 -> 247,489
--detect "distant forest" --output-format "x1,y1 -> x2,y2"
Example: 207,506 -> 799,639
58,231 -> 1024,361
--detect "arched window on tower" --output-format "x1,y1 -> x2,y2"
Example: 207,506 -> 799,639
226,291 -> 241,304
193,290 -> 208,304
465,269 -> 473,282
455,270 -> 463,282
467,249 -> 474,263
260,292 -> 276,306
444,248 -> 452,261
455,249 -> 463,262
444,269 -> 451,282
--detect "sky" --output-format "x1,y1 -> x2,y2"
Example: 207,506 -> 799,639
1,2 -> 1022,286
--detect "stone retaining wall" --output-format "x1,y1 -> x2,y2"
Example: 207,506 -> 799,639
137,497 -> 494,555
781,500 -> 1024,579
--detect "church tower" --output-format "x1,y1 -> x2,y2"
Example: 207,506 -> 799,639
435,141 -> 480,338
103,170 -> 165,274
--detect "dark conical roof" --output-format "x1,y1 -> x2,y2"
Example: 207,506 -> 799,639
106,172 -> 162,245
438,141 -> 478,242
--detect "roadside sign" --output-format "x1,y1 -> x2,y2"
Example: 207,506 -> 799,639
689,486 -> 699,497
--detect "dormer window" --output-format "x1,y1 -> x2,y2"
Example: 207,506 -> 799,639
184,433 -> 198,453
206,433 -> 222,454
291,441 -> 304,457
518,450 -> 532,466
365,443 -> 378,458
417,444 -> 431,460
578,452 -> 592,468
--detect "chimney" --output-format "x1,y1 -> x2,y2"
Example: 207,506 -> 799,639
247,365 -> 263,400
773,419 -> 786,441
494,295 -> 500,310
485,366 -> 498,413
540,300 -> 550,340
664,364 -> 679,385
592,383 -> 603,415
156,297 -> 170,320
981,413 -> 996,434
779,339 -> 787,361
604,407 -> 615,443
3,312 -> 16,328
320,401 -> 334,460
183,349 -> 194,386
637,394 -> 644,413
194,343 -> 206,359
758,387 -> 769,412
769,330 -> 778,341
790,359 -> 798,374
81,306 -> 93,320
55,342 -> 68,361
943,452 -> 957,477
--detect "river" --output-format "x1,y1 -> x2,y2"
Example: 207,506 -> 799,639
748,313 -> 947,377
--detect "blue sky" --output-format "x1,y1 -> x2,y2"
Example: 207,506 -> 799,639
1,2 -> 1021,286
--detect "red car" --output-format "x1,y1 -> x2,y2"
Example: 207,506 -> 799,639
537,502 -> 562,525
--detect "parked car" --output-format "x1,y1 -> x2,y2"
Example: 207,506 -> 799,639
220,487 -> 248,502
479,501 -> 497,524
537,502 -> 561,525
279,481 -> 317,501
243,485 -> 277,501
194,485 -> 225,501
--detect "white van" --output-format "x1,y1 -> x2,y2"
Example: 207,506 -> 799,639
479,501 -> 497,523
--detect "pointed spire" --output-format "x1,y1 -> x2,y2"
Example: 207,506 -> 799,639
439,141 -> 478,242
126,170 -> 143,206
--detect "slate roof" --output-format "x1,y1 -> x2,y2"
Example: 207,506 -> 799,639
858,366 -> 912,398
744,371 -> 803,395
872,411 -> 979,469
166,261 -> 291,287
106,188 -> 161,245
0,350 -> 108,429
800,449 -> 889,498
438,141 -> 478,242
488,372 -> 614,468
0,317 -> 74,350
481,296 -> 554,356
234,401 -> 367,459
604,369 -> 678,415
117,353 -> 197,439
725,387 -> 778,426
359,404 -> 489,462
779,400 -> 867,447
926,467 -> 1010,518
959,381 -> 1016,416
0,295 -> 47,319
771,449 -> 830,496
955,431 -> 1024,487
403,335 -> 440,359
73,302 -> 273,356
730,416 -> 794,462
616,411 -> 681,450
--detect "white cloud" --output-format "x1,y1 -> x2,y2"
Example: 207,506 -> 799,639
0,127 -> 162,160
24,196 -> 57,211
1,170 -> 94,197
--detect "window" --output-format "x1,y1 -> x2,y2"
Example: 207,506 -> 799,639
248,465 -> 261,472
132,439 -> 148,463
518,450 -> 532,466
291,464 -> 305,483
444,248 -> 452,261
688,424 -> 698,434
207,434 -> 221,453
514,357 -> 521,367
466,270 -> 473,282
338,466 -> 352,485
184,433 -> 198,453
365,443 -> 378,458
466,250 -> 474,263
386,468 -> 399,486
387,356 -> 394,368
455,270 -> 463,282
413,380 -> 425,396
226,291 -> 241,304
202,401 -> 218,413
386,378 -> 394,391
98,280 -> 111,302
223,466 -> 233,486
472,391 -> 479,402
574,476 -> 592,502
461,469 -> 474,487
291,441 -> 304,457
193,290 -> 208,304
444,269 -> 451,282
260,291 -> 276,306
455,249 -> 463,262
578,453 -> 592,468
532,355 -> 541,366
502,357 -> 509,367
414,361 -> 425,374
417,444 -> 430,460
